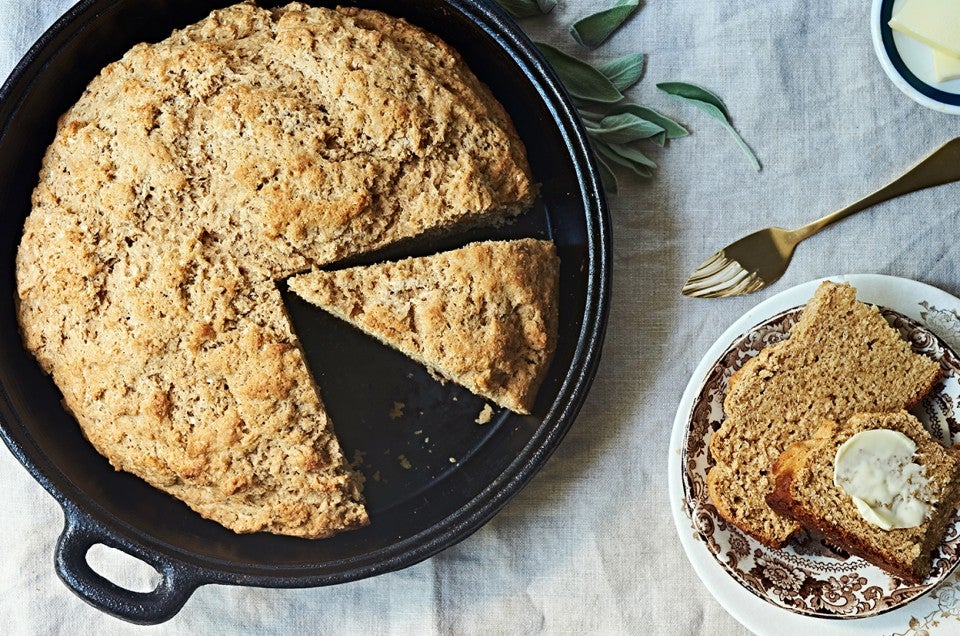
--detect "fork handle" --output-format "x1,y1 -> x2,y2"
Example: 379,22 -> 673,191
791,137 -> 960,241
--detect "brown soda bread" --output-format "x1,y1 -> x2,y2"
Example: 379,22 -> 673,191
707,282 -> 941,547
15,2 -> 534,537
288,239 -> 559,415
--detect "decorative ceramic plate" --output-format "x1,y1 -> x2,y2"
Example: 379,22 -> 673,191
670,275 -> 960,634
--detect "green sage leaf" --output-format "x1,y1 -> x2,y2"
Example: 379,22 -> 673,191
609,103 -> 689,140
597,54 -> 645,92
536,43 -> 624,104
576,107 -> 604,126
588,112 -> 665,144
656,82 -> 730,116
594,153 -> 620,193
570,0 -> 641,49
608,143 -> 657,169
596,143 -> 653,178
656,81 -> 761,171
494,0 -> 556,19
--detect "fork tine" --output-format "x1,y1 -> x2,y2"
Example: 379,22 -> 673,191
684,251 -> 730,281
684,271 -> 762,298
683,269 -> 759,297
682,250 -> 764,298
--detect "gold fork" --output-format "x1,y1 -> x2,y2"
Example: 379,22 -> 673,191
682,137 -> 960,298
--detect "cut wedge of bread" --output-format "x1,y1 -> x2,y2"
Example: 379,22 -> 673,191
288,239 -> 559,414
767,411 -> 960,583
707,282 -> 941,547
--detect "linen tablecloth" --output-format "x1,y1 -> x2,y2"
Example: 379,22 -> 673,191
2,1 -> 960,634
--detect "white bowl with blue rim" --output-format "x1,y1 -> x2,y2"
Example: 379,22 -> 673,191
872,0 -> 960,115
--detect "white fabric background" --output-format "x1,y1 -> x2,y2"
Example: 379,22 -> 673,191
1,1 -> 959,634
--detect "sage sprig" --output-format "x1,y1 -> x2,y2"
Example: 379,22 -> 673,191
495,0 -> 759,192
570,0 -> 641,48
495,0 -> 556,19
534,42 -> 684,191
538,47 -> 685,190
657,82 -> 761,171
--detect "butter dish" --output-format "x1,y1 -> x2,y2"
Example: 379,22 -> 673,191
872,0 -> 960,114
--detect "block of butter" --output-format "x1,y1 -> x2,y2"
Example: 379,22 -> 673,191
934,49 -> 960,82
890,0 -> 960,59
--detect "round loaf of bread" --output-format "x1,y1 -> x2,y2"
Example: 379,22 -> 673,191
15,2 -> 534,537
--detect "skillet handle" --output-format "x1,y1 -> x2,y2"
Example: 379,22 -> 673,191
54,502 -> 202,624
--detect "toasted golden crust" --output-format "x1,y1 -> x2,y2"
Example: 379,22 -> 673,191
15,2 -> 534,537
767,412 -> 960,583
707,282 -> 942,547
288,239 -> 559,414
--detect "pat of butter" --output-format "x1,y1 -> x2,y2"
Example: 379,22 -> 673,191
933,49 -> 960,82
834,429 -> 931,531
889,0 -> 960,59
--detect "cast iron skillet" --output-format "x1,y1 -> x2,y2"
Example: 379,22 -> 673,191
0,0 -> 610,625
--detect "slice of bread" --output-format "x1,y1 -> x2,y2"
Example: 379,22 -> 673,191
767,411 -> 960,583
707,282 -> 941,547
288,239 -> 559,414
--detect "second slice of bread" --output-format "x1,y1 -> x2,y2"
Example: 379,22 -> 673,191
767,410 -> 960,583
